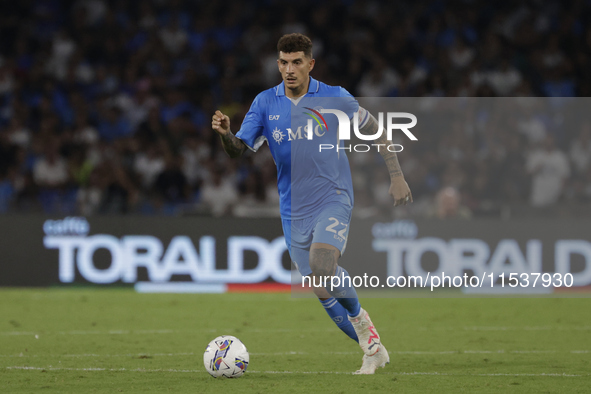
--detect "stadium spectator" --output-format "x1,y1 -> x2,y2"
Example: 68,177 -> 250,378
33,140 -> 69,190
0,0 -> 589,217
526,136 -> 571,207
430,186 -> 472,219
569,122 -> 591,176
153,155 -> 189,206
357,57 -> 400,97
200,168 -> 238,216
159,17 -> 188,55
133,143 -> 166,190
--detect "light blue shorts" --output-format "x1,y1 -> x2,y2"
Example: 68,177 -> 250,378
281,202 -> 352,276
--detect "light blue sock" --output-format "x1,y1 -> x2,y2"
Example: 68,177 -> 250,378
319,297 -> 358,342
327,266 -> 361,317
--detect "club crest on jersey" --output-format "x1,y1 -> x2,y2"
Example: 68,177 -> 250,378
272,127 -> 285,144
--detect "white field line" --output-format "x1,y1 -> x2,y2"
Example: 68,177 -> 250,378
0,350 -> 589,358
1,326 -> 591,336
0,329 -> 182,336
4,366 -> 585,377
0,328 -> 330,336
419,326 -> 591,331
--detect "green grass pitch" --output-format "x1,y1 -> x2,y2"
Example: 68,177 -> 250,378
0,288 -> 589,393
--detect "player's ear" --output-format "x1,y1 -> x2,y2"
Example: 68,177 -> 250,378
308,58 -> 315,72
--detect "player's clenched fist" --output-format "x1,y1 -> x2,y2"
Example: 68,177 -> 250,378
390,178 -> 413,207
212,110 -> 230,135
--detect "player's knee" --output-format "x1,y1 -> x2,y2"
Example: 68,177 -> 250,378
309,249 -> 338,278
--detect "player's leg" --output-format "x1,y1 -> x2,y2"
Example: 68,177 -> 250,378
310,204 -> 389,374
308,241 -> 389,373
281,218 -> 358,342
308,203 -> 360,316
289,246 -> 358,342
308,242 -> 360,316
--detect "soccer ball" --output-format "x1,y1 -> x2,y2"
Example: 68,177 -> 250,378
203,335 -> 249,378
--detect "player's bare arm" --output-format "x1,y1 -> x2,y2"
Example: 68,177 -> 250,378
359,110 -> 413,206
211,110 -> 247,158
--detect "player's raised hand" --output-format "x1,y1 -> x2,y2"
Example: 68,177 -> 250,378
212,110 -> 230,135
390,177 -> 413,206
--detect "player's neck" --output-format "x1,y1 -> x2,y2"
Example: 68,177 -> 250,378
285,77 -> 310,99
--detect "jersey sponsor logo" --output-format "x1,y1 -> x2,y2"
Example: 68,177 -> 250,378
286,124 -> 326,141
269,115 -> 280,120
268,123 -> 328,144
287,127 -> 303,141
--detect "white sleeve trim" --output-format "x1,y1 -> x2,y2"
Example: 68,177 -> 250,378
357,106 -> 370,128
239,135 -> 267,152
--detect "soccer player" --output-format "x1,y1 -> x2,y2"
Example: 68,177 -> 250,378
211,33 -> 412,374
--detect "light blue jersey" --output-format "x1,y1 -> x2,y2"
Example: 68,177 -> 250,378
236,77 -> 358,219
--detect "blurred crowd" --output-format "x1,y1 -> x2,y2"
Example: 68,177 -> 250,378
0,0 -> 590,218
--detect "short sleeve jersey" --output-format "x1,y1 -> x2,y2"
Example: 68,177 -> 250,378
236,77 -> 360,219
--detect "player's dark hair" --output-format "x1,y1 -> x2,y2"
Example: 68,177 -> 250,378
277,33 -> 313,58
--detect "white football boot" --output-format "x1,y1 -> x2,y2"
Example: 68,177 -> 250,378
348,308 -> 382,356
353,344 -> 390,375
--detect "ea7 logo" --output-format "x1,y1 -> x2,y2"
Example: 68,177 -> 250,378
269,115 -> 280,120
